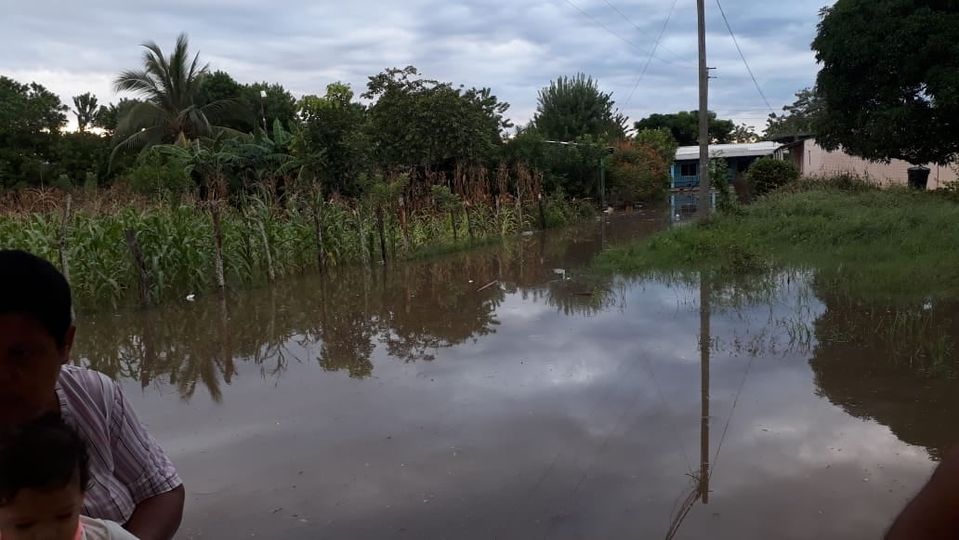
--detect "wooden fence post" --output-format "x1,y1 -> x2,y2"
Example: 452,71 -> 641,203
124,229 -> 151,307
59,194 -> 72,281
211,204 -> 226,291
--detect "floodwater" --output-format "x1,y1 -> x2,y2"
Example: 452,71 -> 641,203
72,210 -> 957,539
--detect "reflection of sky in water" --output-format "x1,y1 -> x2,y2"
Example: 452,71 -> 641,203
114,273 -> 936,540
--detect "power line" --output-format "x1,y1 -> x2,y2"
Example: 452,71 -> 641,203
714,0 -> 775,114
621,0 -> 682,109
558,0 -> 694,68
600,0 -> 690,64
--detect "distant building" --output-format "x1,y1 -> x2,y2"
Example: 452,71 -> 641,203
777,137 -> 957,190
671,142 -> 783,190
671,138 -> 958,191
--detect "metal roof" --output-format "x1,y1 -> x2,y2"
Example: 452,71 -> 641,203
675,141 -> 782,161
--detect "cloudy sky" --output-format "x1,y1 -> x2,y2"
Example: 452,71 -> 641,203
2,0 -> 832,131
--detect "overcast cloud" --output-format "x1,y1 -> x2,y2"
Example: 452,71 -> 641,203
1,0 -> 832,130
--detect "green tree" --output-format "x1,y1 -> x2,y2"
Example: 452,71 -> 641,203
296,82 -> 368,196
765,87 -> 822,139
634,127 -> 679,167
531,74 -> 626,142
363,66 -> 510,171
94,98 -> 141,132
55,132 -> 111,184
244,82 -> 297,133
111,33 -> 241,159
813,0 -> 959,164
730,123 -> 760,143
72,92 -> 99,133
0,76 -> 67,187
633,111 -> 735,146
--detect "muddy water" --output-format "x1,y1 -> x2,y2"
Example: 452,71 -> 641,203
72,211 -> 956,539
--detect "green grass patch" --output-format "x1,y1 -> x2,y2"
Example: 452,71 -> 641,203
596,184 -> 959,301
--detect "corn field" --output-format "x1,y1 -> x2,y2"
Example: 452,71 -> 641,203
0,185 -> 594,310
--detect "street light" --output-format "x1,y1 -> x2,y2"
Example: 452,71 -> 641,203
259,90 -> 268,132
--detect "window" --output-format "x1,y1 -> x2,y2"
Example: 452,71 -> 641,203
680,163 -> 698,176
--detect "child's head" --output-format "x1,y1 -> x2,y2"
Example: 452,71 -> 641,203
0,250 -> 75,426
0,414 -> 89,540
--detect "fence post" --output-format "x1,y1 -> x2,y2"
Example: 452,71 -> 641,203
211,204 -> 226,291
124,229 -> 151,307
58,194 -> 72,281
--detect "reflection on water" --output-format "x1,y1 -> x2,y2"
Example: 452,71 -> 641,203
74,213 -> 660,400
71,210 -> 959,539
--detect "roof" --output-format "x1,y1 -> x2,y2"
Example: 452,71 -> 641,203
675,141 -> 782,161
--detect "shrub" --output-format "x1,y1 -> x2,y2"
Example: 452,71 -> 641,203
606,140 -> 669,206
124,154 -> 194,196
747,158 -> 800,197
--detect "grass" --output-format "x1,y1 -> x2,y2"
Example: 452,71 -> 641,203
596,179 -> 959,301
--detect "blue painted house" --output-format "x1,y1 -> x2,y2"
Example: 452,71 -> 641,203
671,142 -> 783,190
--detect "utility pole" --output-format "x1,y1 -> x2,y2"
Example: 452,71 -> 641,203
696,0 -> 711,216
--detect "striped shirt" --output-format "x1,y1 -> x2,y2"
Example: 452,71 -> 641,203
56,365 -> 182,524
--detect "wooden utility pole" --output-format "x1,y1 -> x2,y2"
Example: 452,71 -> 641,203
696,0 -> 711,215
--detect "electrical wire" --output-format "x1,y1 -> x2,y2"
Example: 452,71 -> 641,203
622,0 -> 682,109
714,0 -> 775,114
558,0 -> 694,68
601,0 -> 690,64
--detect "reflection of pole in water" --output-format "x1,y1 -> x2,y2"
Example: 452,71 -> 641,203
664,272 -> 711,540
699,272 -> 710,503
601,213 -> 607,250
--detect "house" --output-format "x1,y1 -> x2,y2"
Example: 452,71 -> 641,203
671,142 -> 783,190
777,137 -> 958,190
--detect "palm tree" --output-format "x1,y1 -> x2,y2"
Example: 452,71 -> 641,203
111,33 -> 241,161
72,92 -> 99,132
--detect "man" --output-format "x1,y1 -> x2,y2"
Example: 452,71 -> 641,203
0,250 -> 184,540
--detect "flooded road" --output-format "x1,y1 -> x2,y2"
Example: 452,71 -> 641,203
72,211 -> 953,539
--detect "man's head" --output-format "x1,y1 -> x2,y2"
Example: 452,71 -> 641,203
0,250 -> 75,426
0,414 -> 90,540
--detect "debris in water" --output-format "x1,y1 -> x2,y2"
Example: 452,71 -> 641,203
476,280 -> 498,292
186,294 -> 196,302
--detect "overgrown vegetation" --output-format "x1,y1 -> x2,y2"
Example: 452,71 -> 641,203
596,176 -> 959,300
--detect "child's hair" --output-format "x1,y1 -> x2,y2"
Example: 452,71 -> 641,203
0,250 -> 73,348
0,414 -> 90,506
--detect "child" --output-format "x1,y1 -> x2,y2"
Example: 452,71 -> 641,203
0,250 -> 183,540
0,415 -> 138,540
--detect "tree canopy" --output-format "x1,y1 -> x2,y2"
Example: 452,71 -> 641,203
111,33 -> 241,159
72,92 -> 99,133
363,66 -> 510,170
813,0 -> 959,164
633,111 -> 735,146
296,82 -> 369,196
531,74 -> 626,142
765,87 -> 822,140
0,76 -> 67,187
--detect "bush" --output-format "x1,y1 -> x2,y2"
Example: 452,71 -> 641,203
606,140 -> 669,206
747,158 -> 800,197
124,154 -> 194,196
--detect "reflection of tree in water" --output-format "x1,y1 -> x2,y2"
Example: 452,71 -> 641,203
809,289 -> 959,460
72,216 -> 648,401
